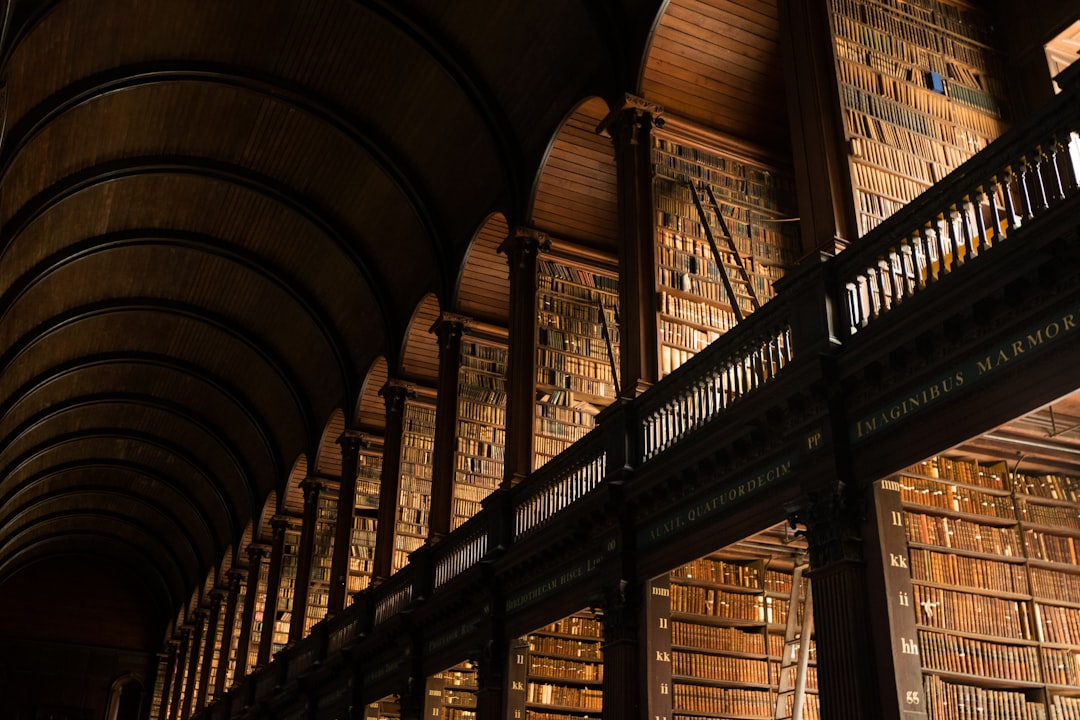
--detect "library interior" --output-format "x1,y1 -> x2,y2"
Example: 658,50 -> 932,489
0,1 -> 1079,719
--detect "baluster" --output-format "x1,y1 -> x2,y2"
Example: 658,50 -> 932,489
1047,139 -> 1066,200
973,186 -> 990,253
886,254 -> 902,306
870,263 -> 884,318
909,232 -> 926,292
898,242 -> 914,299
1017,157 -> 1035,220
1001,167 -> 1020,233
918,225 -> 936,283
1032,147 -> 1050,211
957,203 -> 974,262
1059,132 -> 1080,191
938,216 -> 953,274
845,281 -> 860,332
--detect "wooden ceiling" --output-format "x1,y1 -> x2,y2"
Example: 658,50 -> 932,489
0,0 -> 798,628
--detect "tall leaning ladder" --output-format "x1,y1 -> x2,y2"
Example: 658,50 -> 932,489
774,563 -> 813,720
685,180 -> 761,323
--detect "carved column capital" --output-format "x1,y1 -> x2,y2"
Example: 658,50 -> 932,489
793,484 -> 867,571
246,542 -> 271,561
598,93 -> 664,145
498,226 -> 550,270
379,379 -> 414,413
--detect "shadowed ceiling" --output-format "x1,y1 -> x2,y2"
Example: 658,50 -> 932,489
0,0 -> 792,631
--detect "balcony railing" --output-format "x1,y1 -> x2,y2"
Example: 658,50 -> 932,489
198,64 -> 1080,720
838,77 -> 1080,335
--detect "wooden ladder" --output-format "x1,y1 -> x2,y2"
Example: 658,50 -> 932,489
686,180 -> 761,323
774,564 -> 813,720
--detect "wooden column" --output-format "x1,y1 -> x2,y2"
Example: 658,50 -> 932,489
158,639 -> 179,720
801,488 -> 884,720
289,477 -> 328,643
236,544 -> 268,677
373,380 -> 411,581
180,612 -> 205,720
214,570 -> 244,696
329,430 -> 362,613
429,313 -> 466,541
602,94 -> 662,397
196,591 -> 223,709
498,227 -> 548,487
257,517 -> 290,667
474,621 -> 510,720
599,581 -> 644,719
168,626 -> 190,720
778,0 -> 858,254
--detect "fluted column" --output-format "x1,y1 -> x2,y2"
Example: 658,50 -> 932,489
429,313 -> 467,541
236,544 -> 268,677
257,517 -> 290,666
214,570 -> 244,696
196,591 -> 223,708
329,431 -> 362,613
372,380 -> 411,581
289,477 -> 328,643
498,227 -> 548,487
602,94 -> 662,396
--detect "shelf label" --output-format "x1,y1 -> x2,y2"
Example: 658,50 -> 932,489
639,453 -> 797,547
852,305 -> 1079,443
505,545 -> 610,613
874,480 -> 928,719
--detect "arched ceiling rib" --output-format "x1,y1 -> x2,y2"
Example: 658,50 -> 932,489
0,0 -> 660,631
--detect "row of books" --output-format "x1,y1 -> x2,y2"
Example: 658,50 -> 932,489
529,655 -> 603,682
670,585 -> 788,624
537,259 -> 619,294
659,292 -> 738,333
672,651 -> 772,684
671,619 -> 779,656
1014,474 -> 1080,502
912,583 -> 1031,639
923,675 -> 1048,720
670,557 -> 764,588
526,683 -> 602,709
1035,603 -> 1080,646
671,685 -> 774,717
1024,529 -> 1080,566
904,511 -> 1021,556
918,629 -> 1040,682
909,457 -> 1008,489
1020,502 -> 1080,531
899,475 -> 1014,518
909,547 -> 1028,594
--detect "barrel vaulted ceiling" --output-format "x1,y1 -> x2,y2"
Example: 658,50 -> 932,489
0,0 -> 789,625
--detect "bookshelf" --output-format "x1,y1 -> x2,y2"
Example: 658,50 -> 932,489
454,329 -> 507,529
892,455 -> 1080,719
666,528 -> 818,720
225,581 -> 245,689
247,559 -> 270,673
396,393 -> 437,572
523,614 -> 605,719
652,131 -> 799,376
304,490 -> 337,635
535,252 -> 620,469
272,522 -> 302,654
425,662 -> 478,720
348,444 -> 382,599
828,0 -> 1009,235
